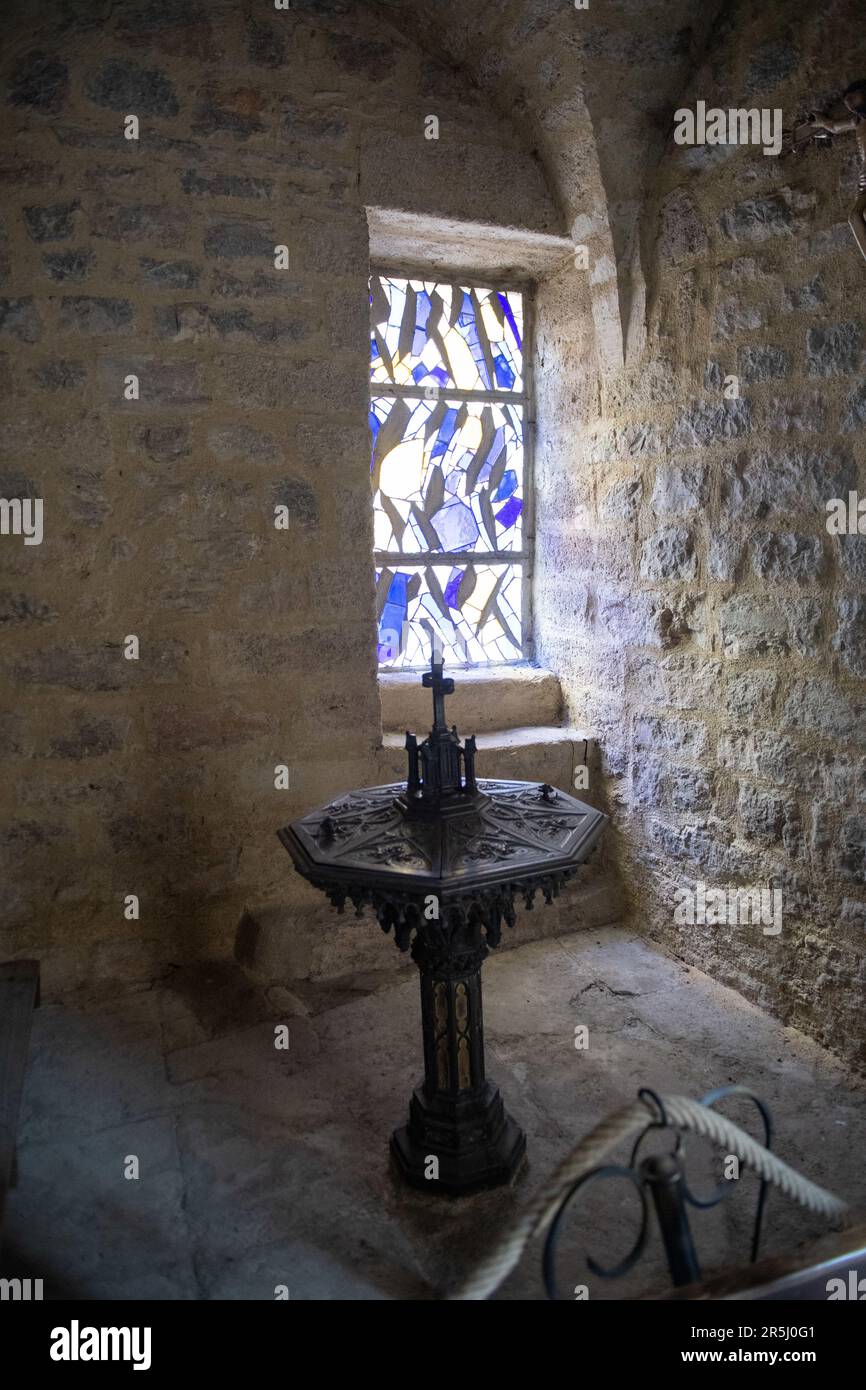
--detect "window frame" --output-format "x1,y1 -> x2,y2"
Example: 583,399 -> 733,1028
369,265 -> 536,671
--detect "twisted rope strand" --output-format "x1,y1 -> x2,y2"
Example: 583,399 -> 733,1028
447,1093 -> 848,1301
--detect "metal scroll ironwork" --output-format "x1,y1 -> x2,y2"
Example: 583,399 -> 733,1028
542,1084 -> 774,1300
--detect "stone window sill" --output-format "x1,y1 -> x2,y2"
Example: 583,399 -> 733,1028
378,663 -> 562,737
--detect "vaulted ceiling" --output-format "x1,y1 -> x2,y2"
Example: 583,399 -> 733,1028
372,0 -> 729,364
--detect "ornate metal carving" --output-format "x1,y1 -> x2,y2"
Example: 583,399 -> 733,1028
277,646 -> 607,1194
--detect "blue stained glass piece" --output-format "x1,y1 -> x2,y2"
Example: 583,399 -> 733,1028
378,572 -> 409,656
413,292 -> 431,355
493,468 -> 518,502
493,353 -> 515,389
443,570 -> 462,608
478,427 -> 506,487
430,500 -> 480,550
411,364 -> 428,383
431,407 -> 459,459
385,571 -> 408,608
431,365 -> 449,385
497,291 -> 522,350
463,315 -> 491,389
370,337 -> 380,362
369,409 -> 381,439
495,496 -> 522,530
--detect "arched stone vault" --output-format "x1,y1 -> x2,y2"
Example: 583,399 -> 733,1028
372,0 -> 728,367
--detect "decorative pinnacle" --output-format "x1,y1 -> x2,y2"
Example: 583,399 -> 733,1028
401,643 -> 481,813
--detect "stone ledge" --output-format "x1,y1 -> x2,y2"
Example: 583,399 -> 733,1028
367,208 -> 574,280
377,724 -> 599,797
379,665 -> 562,736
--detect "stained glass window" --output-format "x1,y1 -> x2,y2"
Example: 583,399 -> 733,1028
370,274 -> 530,670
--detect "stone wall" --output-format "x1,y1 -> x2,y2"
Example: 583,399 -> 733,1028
0,0 -> 559,994
535,0 -> 866,1067
3,0 -> 864,1071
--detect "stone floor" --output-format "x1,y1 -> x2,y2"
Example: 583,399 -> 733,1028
4,926 -> 865,1301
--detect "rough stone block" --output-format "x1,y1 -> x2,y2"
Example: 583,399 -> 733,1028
806,322 -> 864,377
154,302 -> 308,345
599,476 -> 642,523
721,447 -> 855,519
280,100 -> 349,147
269,478 -> 319,528
628,652 -> 722,710
207,422 -> 280,464
807,223 -> 850,257
91,202 -> 187,247
751,532 -> 823,582
640,525 -> 697,581
782,680 -> 862,740
668,766 -> 716,813
736,344 -> 791,382
209,268 -> 298,300
50,713 -> 130,760
718,731 -> 813,786
737,783 -> 787,844
650,466 -> 707,516
86,59 -> 179,116
718,595 -> 820,658
708,532 -> 744,582
634,715 -> 708,759
181,170 -> 273,200
743,39 -> 800,93
0,298 -> 42,343
32,359 -> 87,391
140,258 -> 201,290
782,276 -> 824,312
59,296 -> 134,334
97,357 -> 210,407
8,51 -> 68,113
713,300 -> 766,338
0,591 -> 54,624
203,220 -> 275,258
658,188 -> 707,265
838,816 -> 866,884
192,89 -> 268,140
839,536 -> 866,583
719,189 -> 811,242
43,249 -> 94,282
649,818 -> 747,879
843,382 -> 866,431
762,394 -> 827,433
832,595 -> 866,678
723,670 -> 777,721
24,202 -> 80,242
670,399 -> 751,449
129,422 -> 191,462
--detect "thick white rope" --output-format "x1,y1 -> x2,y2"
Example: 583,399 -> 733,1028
448,1092 -> 849,1300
